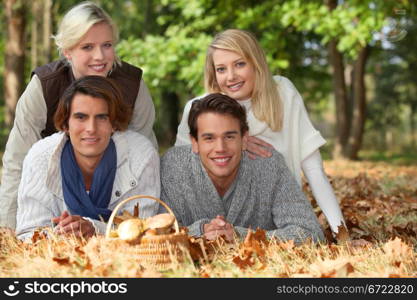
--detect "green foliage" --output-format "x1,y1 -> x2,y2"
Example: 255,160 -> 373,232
359,150 -> 417,166
279,0 -> 400,58
366,15 -> 417,151
117,32 -> 211,105
1,0 -> 416,152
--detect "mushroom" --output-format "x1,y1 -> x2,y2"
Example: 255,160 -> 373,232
145,213 -> 175,235
117,218 -> 144,241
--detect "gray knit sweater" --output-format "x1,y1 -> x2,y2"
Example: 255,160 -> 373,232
160,146 -> 325,243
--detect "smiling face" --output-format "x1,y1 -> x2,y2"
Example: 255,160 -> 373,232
66,93 -> 114,166
212,49 -> 256,101
191,112 -> 247,190
63,22 -> 115,79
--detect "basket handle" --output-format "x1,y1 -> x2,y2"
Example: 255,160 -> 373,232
105,194 -> 179,238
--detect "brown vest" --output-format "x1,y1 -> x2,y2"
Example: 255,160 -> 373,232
32,59 -> 142,138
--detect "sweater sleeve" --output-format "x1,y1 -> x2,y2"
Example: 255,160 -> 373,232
159,178 -> 210,237
16,152 -> 56,240
270,155 -> 325,244
128,79 -> 158,149
0,75 -> 47,229
302,150 -> 345,233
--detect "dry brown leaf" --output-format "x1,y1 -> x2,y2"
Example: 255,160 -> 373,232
31,230 -> 47,243
242,229 -> 266,259
320,270 -> 337,278
133,203 -> 139,217
53,257 -> 70,266
200,272 -> 210,278
232,255 -> 254,270
252,228 -> 267,244
335,225 -> 350,244
188,236 -> 215,262
310,258 -> 356,278
74,246 -> 85,256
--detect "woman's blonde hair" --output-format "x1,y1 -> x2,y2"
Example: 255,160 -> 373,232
204,29 -> 283,131
53,1 -> 120,65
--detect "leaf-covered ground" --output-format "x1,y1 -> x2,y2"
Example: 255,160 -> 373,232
1,160 -> 416,277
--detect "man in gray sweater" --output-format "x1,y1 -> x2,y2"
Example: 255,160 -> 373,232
161,93 -> 324,244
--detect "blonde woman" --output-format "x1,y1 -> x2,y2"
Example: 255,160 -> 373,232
0,1 -> 157,229
176,29 -> 345,234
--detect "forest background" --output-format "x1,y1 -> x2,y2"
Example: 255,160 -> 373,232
1,0 -> 416,162
1,0 -> 417,278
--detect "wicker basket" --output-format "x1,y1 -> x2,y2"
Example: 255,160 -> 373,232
105,195 -> 190,270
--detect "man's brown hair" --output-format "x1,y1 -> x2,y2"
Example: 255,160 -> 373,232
188,93 -> 249,139
54,75 -> 131,131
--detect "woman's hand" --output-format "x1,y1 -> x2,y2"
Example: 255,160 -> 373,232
246,136 -> 273,159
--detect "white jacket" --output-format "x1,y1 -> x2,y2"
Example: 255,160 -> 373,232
0,75 -> 157,229
16,130 -> 160,240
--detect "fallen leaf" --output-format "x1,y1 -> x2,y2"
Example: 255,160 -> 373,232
310,258 -> 356,278
133,203 -> 139,217
335,225 -> 350,244
252,228 -> 267,244
74,246 -> 85,256
232,255 -> 254,270
242,229 -> 266,259
53,257 -> 70,266
200,272 -> 210,278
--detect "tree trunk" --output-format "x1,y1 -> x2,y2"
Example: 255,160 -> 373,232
31,0 -> 40,69
31,0 -> 52,70
327,0 -> 369,160
42,0 -> 52,63
410,103 -> 416,150
345,46 -> 369,159
328,40 -> 350,159
327,0 -> 350,159
142,0 -> 153,37
4,0 -> 26,127
158,91 -> 180,148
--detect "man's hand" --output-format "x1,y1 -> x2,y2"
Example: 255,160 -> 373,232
246,136 -> 273,160
52,211 -> 95,238
203,215 -> 235,242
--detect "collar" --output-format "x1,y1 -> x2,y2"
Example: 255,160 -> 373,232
237,98 -> 252,107
191,149 -> 250,222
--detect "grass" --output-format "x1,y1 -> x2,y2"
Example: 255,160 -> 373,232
358,150 -> 417,166
1,159 -> 416,277
0,231 -> 415,277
